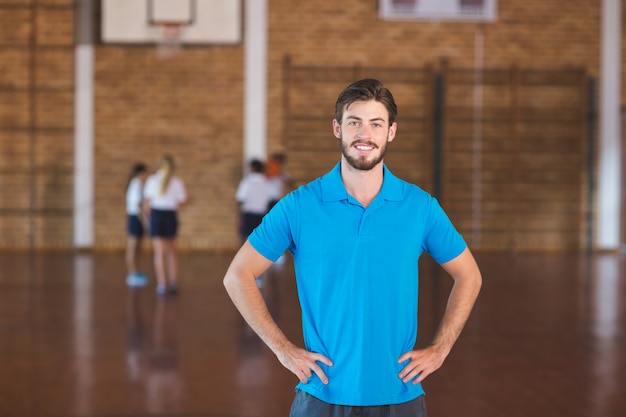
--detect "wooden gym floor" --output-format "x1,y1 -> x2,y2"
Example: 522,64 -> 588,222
0,250 -> 624,417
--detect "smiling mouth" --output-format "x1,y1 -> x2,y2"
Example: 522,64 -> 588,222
353,142 -> 376,151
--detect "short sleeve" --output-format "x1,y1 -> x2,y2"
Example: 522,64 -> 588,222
248,195 -> 294,262
422,197 -> 467,264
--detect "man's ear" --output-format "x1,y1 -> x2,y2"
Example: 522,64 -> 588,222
332,119 -> 341,138
387,122 -> 397,142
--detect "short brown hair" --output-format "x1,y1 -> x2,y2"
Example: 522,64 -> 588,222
334,79 -> 398,125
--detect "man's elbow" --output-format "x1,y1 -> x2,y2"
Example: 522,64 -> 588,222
223,269 -> 239,294
471,269 -> 483,298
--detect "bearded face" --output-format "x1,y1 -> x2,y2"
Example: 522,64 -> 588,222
340,137 -> 388,171
333,100 -> 396,171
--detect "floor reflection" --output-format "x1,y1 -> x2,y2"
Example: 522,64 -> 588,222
72,254 -> 94,416
0,251 -> 624,417
589,254 -> 622,417
125,287 -> 184,414
126,289 -> 144,382
147,295 -> 183,413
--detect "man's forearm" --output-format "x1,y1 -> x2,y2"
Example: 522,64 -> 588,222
433,249 -> 482,355
222,243 -> 292,355
431,276 -> 481,356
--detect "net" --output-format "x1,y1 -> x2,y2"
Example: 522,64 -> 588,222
151,22 -> 187,58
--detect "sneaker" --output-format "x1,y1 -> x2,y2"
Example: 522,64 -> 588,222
156,284 -> 168,296
126,273 -> 148,288
134,273 -> 148,287
167,284 -> 179,295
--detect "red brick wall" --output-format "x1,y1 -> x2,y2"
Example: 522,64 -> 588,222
94,46 -> 245,249
0,0 -> 612,250
0,0 -> 74,249
267,0 -> 600,158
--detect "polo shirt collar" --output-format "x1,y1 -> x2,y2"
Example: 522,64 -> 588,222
321,162 -> 404,202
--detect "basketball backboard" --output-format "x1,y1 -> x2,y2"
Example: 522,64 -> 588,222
101,0 -> 242,44
379,0 -> 497,21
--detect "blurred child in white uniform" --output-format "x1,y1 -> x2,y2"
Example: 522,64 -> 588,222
143,154 -> 188,296
126,162 -> 149,287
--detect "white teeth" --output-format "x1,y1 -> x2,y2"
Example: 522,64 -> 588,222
356,145 -> 373,150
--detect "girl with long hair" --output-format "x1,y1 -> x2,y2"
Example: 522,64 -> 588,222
143,154 -> 188,295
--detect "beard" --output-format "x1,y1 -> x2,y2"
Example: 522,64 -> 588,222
340,138 -> 388,171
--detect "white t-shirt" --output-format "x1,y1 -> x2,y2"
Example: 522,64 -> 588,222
144,170 -> 187,211
126,177 -> 143,215
236,172 -> 271,215
267,176 -> 284,201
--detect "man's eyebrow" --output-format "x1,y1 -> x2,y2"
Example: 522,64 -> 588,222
345,115 -> 386,122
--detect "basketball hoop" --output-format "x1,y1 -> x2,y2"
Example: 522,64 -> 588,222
151,21 -> 188,58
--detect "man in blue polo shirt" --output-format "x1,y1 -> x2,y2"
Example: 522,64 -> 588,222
223,79 -> 482,416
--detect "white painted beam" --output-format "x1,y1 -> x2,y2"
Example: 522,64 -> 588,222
597,0 -> 622,249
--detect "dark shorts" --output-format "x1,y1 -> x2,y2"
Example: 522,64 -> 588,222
289,390 -> 427,417
127,214 -> 144,238
150,209 -> 178,238
240,212 -> 264,239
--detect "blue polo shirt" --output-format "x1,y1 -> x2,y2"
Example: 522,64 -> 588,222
249,162 -> 466,406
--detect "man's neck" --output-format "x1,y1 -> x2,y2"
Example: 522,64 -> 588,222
340,159 -> 384,208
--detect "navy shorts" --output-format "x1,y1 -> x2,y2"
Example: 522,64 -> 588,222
127,214 -> 144,238
150,209 -> 178,238
240,212 -> 264,239
289,390 -> 428,417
